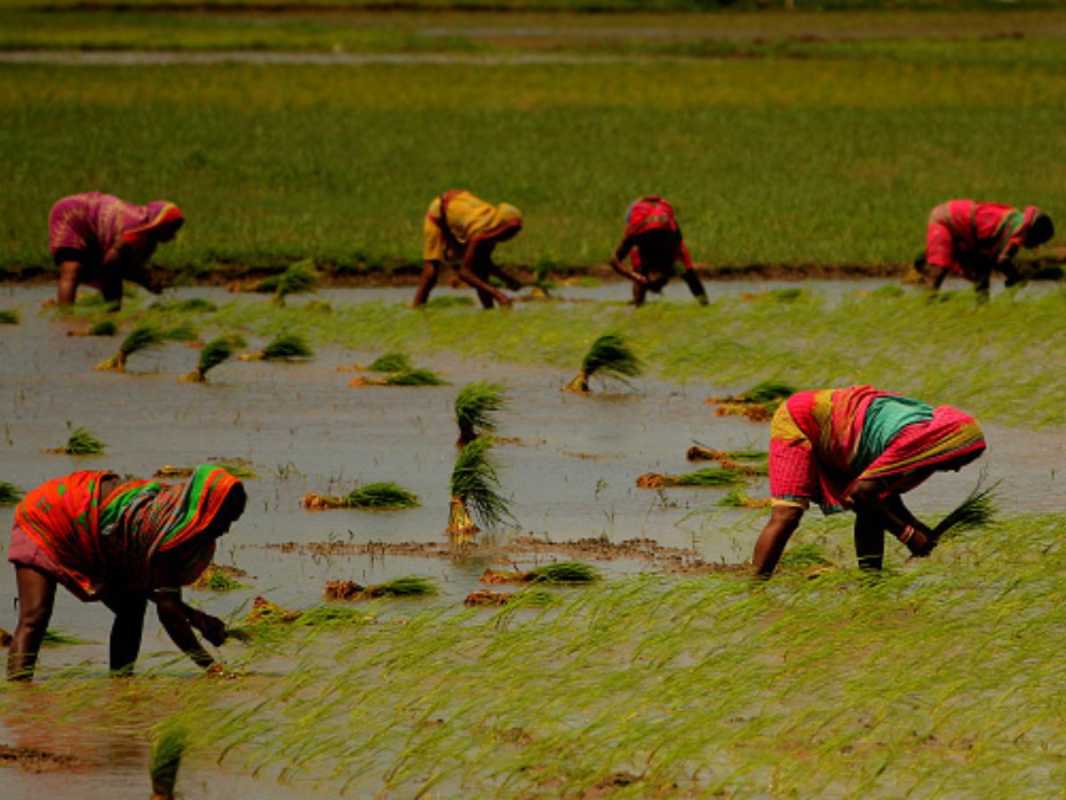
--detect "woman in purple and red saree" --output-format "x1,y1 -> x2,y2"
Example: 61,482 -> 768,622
752,385 -> 986,578
609,196 -> 707,307
48,192 -> 185,308
7,465 -> 246,680
915,199 -> 1054,298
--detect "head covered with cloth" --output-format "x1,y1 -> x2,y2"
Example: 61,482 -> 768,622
8,465 -> 246,680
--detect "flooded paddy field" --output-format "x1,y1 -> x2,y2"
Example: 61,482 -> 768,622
0,281 -> 1061,797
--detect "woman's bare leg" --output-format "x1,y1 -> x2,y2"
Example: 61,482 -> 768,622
7,566 -> 57,680
106,596 -> 148,676
853,508 -> 886,571
56,260 -> 82,306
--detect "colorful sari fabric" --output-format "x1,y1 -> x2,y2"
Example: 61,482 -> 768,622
422,190 -> 523,263
621,196 -> 695,272
48,192 -> 183,265
926,199 -> 1046,278
769,385 -> 986,513
12,465 -> 239,599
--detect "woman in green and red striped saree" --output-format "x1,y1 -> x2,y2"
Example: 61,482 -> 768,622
7,465 -> 246,680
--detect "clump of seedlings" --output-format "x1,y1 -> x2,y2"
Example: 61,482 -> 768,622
96,324 -> 164,371
637,467 -> 748,488
191,564 -> 249,592
41,628 -> 86,646
303,482 -> 420,511
686,444 -> 768,463
480,561 -> 600,584
324,576 -> 436,601
708,380 -> 796,421
0,309 -> 20,324
181,337 -> 233,382
464,588 -> 555,607
149,723 -> 186,800
933,480 -> 1000,541
241,332 -> 313,361
566,332 -> 642,393
151,297 -> 217,313
455,381 -> 507,446
350,367 -> 446,387
448,438 -> 514,540
716,489 -> 771,508
48,425 -> 106,456
257,260 -> 318,306
0,481 -> 22,505
163,322 -> 199,342
367,352 -> 411,372
424,296 -> 475,309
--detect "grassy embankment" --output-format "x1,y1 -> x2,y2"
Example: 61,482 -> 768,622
82,286 -> 1066,428
4,512 -> 1065,796
0,29 -> 1064,282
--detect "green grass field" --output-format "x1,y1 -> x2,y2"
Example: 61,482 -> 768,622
10,512 -> 1066,796
1,13 -> 1065,278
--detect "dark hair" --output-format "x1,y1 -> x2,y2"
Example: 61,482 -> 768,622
1027,214 -> 1054,247
218,483 -> 247,526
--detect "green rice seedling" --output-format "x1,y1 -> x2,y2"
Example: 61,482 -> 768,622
425,296 -> 475,309
367,352 -> 412,372
0,309 -> 19,324
209,459 -> 257,479
325,576 -> 437,601
243,332 -> 313,361
182,337 -> 233,382
566,332 -> 642,393
191,564 -> 248,592
739,380 -> 796,404
455,381 -> 507,445
525,562 -> 599,584
934,480 -> 1001,541
448,438 -> 514,538
267,260 -> 318,306
716,489 -> 771,508
55,426 -> 105,456
346,482 -> 420,510
88,319 -> 117,336
779,542 -> 832,568
0,481 -> 22,505
149,722 -> 187,800
151,297 -> 217,313
96,324 -> 163,371
163,322 -> 199,342
383,368 -> 445,386
637,467 -> 746,488
41,628 -> 86,646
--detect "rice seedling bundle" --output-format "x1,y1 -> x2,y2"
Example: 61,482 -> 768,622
448,438 -> 514,538
384,368 -> 445,386
0,481 -> 22,505
96,324 -> 163,371
60,426 -> 105,456
636,467 -> 746,488
264,261 -> 318,305
324,576 -> 436,601
566,332 -> 642,393
480,562 -> 599,584
0,309 -> 19,324
455,381 -> 507,446
716,489 -> 771,508
182,337 -> 233,382
933,480 -> 1000,541
367,352 -> 411,372
346,482 -> 420,509
149,723 -> 187,800
258,333 -> 313,361
190,564 -> 249,592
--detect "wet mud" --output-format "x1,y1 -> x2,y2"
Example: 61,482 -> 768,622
0,744 -> 89,773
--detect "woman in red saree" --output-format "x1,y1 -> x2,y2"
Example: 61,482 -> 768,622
915,200 -> 1054,299
7,465 -> 246,680
753,385 -> 986,578
609,196 -> 707,307
48,192 -> 185,308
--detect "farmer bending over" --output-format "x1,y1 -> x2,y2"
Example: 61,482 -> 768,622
49,192 -> 184,309
7,465 -> 246,680
914,199 -> 1054,300
413,190 -> 524,309
753,385 -> 986,578
609,195 -> 707,307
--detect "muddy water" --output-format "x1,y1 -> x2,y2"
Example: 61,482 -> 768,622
0,282 -> 1061,795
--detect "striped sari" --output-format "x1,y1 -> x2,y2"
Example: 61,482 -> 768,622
769,385 -> 986,513
12,465 -> 240,599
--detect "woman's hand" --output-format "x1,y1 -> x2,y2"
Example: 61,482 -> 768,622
195,613 -> 229,647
